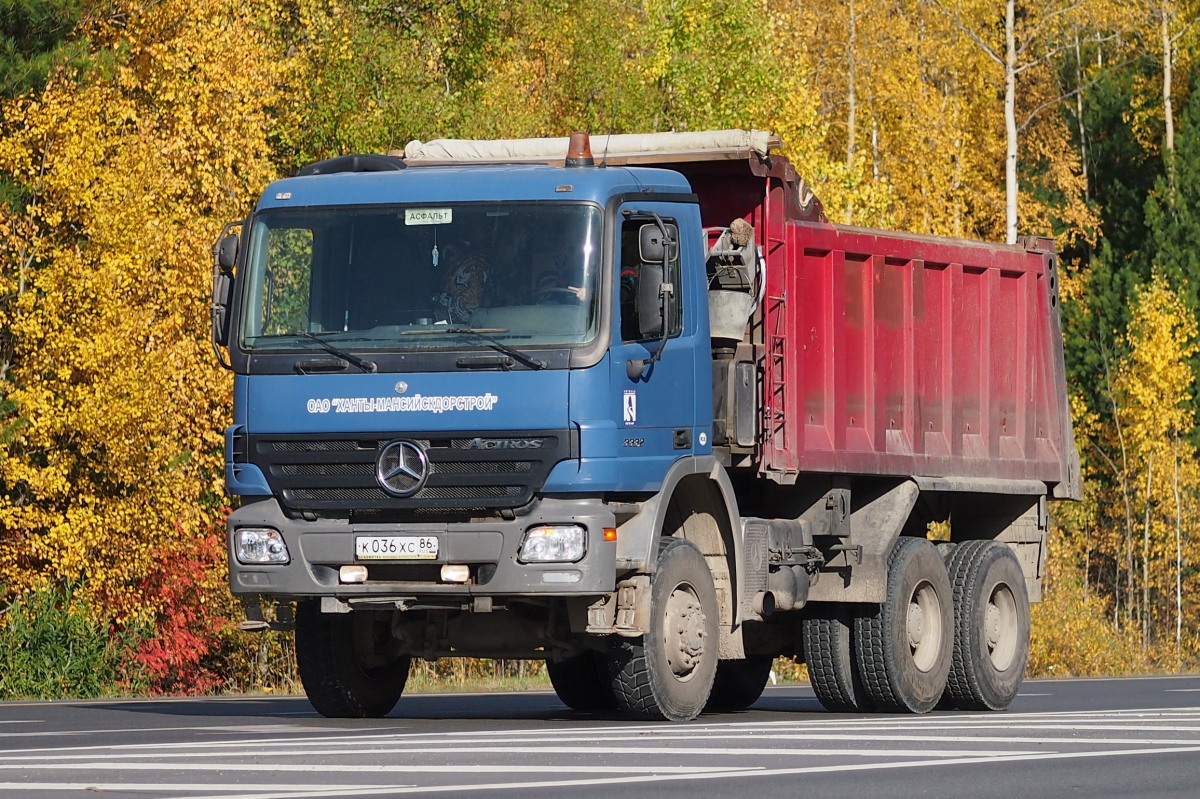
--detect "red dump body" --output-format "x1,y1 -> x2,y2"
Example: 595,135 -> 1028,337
677,155 -> 1079,499
760,224 -> 1074,489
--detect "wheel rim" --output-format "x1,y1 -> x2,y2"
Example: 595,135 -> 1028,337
906,579 -> 944,673
664,581 -> 707,681
986,584 -> 1019,671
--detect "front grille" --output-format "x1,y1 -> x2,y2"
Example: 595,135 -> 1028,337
247,430 -> 574,512
281,463 -> 375,477
269,440 -> 362,452
289,485 -> 524,502
434,461 -> 533,475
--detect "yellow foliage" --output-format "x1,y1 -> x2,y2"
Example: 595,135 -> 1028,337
773,0 -> 1102,243
0,0 -> 285,623
1030,526 -> 1148,677
1060,277 -> 1200,662
1115,278 -> 1198,446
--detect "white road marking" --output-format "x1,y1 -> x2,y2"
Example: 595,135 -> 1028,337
0,723 -> 363,740
0,735 -> 1180,763
0,783 -> 406,794
5,711 -> 1200,749
0,762 -> 759,774
3,704 -> 1200,798
168,744 -> 1200,799
0,704 -> 1182,754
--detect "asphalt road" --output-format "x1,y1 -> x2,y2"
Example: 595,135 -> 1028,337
1,674 -> 1198,798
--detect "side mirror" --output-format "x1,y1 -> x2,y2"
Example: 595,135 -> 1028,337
638,222 -> 678,264
217,232 -> 239,273
211,222 -> 243,368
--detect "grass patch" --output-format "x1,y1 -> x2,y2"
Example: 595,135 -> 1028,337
0,583 -> 148,700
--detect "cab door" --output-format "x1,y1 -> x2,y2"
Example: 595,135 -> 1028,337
606,203 -> 705,489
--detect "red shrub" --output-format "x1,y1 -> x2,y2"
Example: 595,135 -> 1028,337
133,524 -> 231,696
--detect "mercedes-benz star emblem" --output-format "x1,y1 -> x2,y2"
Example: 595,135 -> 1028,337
376,440 -> 429,497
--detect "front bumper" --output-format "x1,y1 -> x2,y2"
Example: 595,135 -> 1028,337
227,495 -> 617,599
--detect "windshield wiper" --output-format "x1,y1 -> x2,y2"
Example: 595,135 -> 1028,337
296,332 -> 377,373
402,327 -> 546,370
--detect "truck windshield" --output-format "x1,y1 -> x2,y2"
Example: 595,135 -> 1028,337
239,203 -> 602,352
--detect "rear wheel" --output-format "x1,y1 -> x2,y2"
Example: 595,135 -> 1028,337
942,540 -> 1030,710
295,602 -> 410,718
705,655 -> 774,711
547,650 -> 618,712
610,538 -> 720,721
802,604 -> 871,712
854,537 -> 953,713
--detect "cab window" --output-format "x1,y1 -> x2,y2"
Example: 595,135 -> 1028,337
619,218 -> 682,343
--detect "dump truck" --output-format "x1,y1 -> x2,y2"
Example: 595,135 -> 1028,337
212,129 -> 1080,721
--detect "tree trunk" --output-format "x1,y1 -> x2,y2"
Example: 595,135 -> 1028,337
1074,37 -> 1089,202
1142,453 -> 1152,650
1101,338 -> 1134,629
1084,519 -> 1091,599
845,0 -> 858,224
1004,0 -> 1019,244
1161,2 -> 1176,194
1173,444 -> 1182,662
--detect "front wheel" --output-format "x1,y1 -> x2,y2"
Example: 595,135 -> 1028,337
610,538 -> 720,721
942,540 -> 1030,710
295,602 -> 410,718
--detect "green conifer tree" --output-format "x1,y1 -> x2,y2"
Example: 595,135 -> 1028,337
0,0 -> 90,98
1141,76 -> 1200,439
1144,79 -> 1200,309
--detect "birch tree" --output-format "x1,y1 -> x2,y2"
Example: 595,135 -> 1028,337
1135,0 -> 1198,189
1111,277 -> 1198,648
931,0 -> 1111,243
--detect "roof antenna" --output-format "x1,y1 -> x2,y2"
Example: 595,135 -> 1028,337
599,96 -> 618,168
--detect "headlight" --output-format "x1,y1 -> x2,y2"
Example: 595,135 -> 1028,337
518,525 -> 586,563
235,528 -> 290,564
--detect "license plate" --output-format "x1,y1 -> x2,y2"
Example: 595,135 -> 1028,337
355,535 -> 439,560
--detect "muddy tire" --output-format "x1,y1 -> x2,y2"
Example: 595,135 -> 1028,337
803,604 -> 871,712
295,602 -> 410,718
942,540 -> 1030,711
855,537 -> 953,713
610,538 -> 720,721
547,650 -> 618,712
705,655 -> 774,712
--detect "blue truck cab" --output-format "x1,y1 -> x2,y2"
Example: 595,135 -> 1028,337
214,133 -> 767,721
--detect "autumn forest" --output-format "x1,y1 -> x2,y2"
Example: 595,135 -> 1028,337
0,0 -> 1197,695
